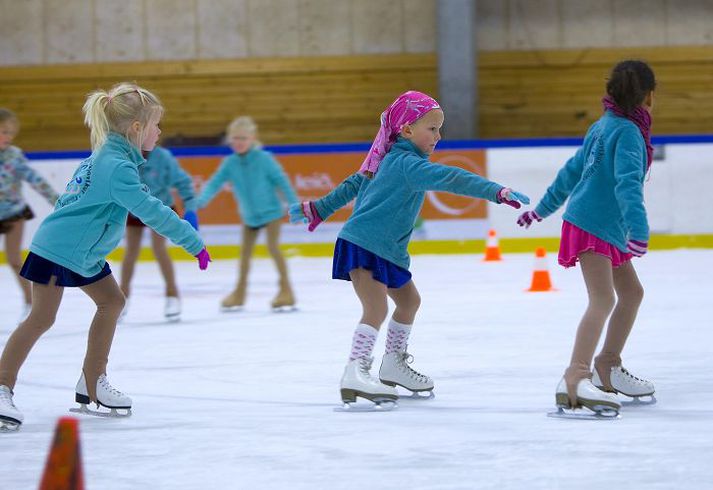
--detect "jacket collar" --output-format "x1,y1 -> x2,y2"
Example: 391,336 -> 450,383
106,132 -> 146,167
391,137 -> 428,158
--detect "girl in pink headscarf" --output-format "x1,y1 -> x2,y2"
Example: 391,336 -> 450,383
290,90 -> 529,409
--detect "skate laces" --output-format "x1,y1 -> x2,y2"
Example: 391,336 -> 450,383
618,367 -> 648,385
398,352 -> 430,383
358,356 -> 374,374
98,375 -> 125,397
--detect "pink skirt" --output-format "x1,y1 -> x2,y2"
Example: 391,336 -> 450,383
558,221 -> 632,268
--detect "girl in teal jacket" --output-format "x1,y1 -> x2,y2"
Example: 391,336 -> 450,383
0,83 -> 210,429
290,91 -> 528,408
119,145 -> 199,322
197,116 -> 299,311
517,60 -> 657,417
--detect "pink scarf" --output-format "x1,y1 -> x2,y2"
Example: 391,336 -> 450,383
359,90 -> 440,176
602,95 -> 653,170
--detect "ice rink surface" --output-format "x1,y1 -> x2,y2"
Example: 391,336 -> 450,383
1,249 -> 712,489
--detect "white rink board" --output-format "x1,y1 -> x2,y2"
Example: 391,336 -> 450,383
1,249 -> 712,489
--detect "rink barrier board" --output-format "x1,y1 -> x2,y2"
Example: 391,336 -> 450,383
1,234 -> 712,265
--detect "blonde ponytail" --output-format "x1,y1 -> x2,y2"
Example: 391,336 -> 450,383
82,82 -> 163,151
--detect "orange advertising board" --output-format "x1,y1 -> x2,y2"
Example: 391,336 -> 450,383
178,149 -> 487,225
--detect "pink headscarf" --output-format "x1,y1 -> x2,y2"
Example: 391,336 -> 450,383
359,90 -> 440,176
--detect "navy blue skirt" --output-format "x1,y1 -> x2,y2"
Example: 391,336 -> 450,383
20,252 -> 112,287
332,238 -> 412,289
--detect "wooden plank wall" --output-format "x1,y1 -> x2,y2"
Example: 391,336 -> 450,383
1,46 -> 712,151
0,54 -> 438,151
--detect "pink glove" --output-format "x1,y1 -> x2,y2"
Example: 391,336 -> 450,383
516,210 -> 543,229
627,239 -> 648,257
195,248 -> 211,270
289,202 -> 323,232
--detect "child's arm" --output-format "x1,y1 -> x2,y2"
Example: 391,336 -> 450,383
168,154 -> 198,212
15,151 -> 59,205
266,155 -> 299,206
532,146 -> 586,219
613,127 -> 649,248
195,159 -> 231,209
289,173 -> 365,231
110,162 -> 204,257
405,157 -> 506,203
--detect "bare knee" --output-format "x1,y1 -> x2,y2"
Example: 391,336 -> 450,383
97,290 -> 126,316
618,282 -> 644,307
21,312 -> 57,334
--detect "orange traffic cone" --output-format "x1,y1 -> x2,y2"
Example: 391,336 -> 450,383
483,229 -> 502,261
527,247 -> 555,292
39,417 -> 84,490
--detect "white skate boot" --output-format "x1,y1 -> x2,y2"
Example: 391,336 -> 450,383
338,357 -> 398,411
549,377 -> 621,419
379,351 -> 434,399
164,296 -> 181,322
71,373 -> 132,417
593,366 -> 656,405
0,385 -> 23,431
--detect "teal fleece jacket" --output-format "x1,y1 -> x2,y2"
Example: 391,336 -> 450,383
30,133 -> 204,277
315,138 -> 504,269
196,147 -> 298,227
534,111 -> 649,251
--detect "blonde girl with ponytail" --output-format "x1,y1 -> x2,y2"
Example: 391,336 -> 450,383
0,83 -> 210,430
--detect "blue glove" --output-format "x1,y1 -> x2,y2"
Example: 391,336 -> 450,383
183,210 -> 199,231
288,203 -> 309,224
497,188 -> 530,209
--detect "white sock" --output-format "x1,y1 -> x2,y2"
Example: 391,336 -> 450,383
385,318 -> 412,354
348,323 -> 378,361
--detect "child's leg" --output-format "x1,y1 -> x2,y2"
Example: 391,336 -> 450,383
0,277 -> 64,389
265,219 -> 294,306
595,260 -> 644,389
119,226 -> 143,298
4,219 -> 31,306
349,268 -> 388,330
564,252 -> 616,404
150,230 -> 178,297
79,274 -> 126,402
385,280 -> 421,353
222,226 -> 259,307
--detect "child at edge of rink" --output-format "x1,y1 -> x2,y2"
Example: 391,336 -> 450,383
289,90 -> 530,407
517,60 -> 657,417
0,83 -> 211,430
0,108 -> 60,321
119,145 -> 200,322
196,116 -> 299,311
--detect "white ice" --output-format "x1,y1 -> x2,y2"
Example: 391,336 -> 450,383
1,249 -> 712,489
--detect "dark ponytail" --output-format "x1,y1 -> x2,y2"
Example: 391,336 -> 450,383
606,60 -> 656,114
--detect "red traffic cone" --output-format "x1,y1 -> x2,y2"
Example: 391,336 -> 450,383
39,417 -> 84,490
483,229 -> 502,261
527,247 -> 555,292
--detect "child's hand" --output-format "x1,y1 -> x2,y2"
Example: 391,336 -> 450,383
289,201 -> 323,232
195,248 -> 211,270
183,210 -> 199,231
627,239 -> 648,257
497,188 -> 530,209
516,210 -> 542,229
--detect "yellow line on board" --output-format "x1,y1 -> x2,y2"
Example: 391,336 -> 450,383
2,234 -> 711,264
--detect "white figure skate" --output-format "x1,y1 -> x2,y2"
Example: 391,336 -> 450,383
549,377 -> 621,420
70,373 -> 132,417
379,351 -> 434,399
164,296 -> 181,322
0,385 -> 23,432
337,357 -> 398,411
593,366 -> 656,406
